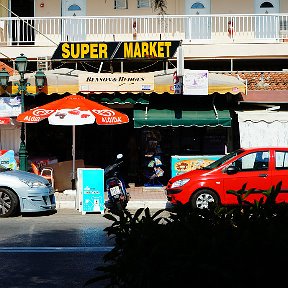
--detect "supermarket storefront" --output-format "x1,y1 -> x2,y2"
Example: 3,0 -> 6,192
1,40 -> 247,186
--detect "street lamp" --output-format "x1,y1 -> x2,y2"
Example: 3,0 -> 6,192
0,54 -> 46,171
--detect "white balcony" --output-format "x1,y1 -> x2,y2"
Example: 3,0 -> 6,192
1,13 -> 288,59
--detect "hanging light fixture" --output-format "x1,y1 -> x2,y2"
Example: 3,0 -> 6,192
15,53 -> 28,74
35,70 -> 46,90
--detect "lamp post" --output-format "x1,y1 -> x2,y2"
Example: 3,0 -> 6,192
0,54 -> 46,171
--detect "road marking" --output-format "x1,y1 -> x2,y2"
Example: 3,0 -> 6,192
0,247 -> 114,253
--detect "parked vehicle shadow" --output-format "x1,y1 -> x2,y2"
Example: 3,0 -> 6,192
21,210 -> 58,217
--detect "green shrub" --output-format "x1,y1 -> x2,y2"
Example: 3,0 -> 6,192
86,182 -> 288,288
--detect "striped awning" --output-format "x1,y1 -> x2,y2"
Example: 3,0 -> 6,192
2,68 -> 246,96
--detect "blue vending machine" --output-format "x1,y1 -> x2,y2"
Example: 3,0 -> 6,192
77,168 -> 105,214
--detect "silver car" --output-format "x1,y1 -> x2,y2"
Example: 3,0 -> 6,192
0,165 -> 56,217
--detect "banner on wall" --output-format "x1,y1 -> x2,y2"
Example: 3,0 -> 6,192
0,96 -> 21,117
183,70 -> 208,95
171,155 -> 223,177
79,72 -> 154,92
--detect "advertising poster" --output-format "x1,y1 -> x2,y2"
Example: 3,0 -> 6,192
79,72 -> 154,93
0,96 -> 21,117
0,150 -> 17,169
171,155 -> 223,177
183,70 -> 208,95
77,168 -> 105,214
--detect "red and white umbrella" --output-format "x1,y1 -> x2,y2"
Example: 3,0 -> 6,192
17,94 -> 129,189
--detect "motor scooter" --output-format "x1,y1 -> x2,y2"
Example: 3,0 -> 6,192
104,154 -> 130,213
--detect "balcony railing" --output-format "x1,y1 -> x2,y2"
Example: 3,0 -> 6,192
1,13 -> 288,46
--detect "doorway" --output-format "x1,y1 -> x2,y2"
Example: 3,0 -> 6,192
254,0 -> 280,39
61,0 -> 86,41
11,0 -> 34,45
185,0 -> 211,40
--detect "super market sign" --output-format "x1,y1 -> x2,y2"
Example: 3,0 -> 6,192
51,41 -> 180,61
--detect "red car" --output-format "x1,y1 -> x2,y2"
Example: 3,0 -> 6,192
166,147 -> 288,209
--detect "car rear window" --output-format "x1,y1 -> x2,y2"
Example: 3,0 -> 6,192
275,151 -> 288,169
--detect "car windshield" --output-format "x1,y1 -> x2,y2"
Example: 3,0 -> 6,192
202,149 -> 245,170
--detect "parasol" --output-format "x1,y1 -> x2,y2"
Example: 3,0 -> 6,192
16,94 -> 129,189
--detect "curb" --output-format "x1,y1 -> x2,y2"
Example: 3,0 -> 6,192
55,199 -> 167,210
127,200 -> 167,209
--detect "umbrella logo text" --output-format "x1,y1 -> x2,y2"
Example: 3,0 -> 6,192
92,109 -> 116,117
23,116 -> 41,122
101,116 -> 123,124
32,108 -> 54,116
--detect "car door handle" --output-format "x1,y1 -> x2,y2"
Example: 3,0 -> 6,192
258,174 -> 268,177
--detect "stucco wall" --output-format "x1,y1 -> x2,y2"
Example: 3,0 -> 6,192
212,0 -> 254,14
35,0 -> 60,17
0,0 -> 8,17
33,0 -> 180,17
280,0 -> 288,12
32,0 -> 288,17
86,0 -> 178,16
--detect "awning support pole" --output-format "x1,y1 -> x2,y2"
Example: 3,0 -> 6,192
212,95 -> 219,120
145,106 -> 148,120
98,62 -> 103,73
72,125 -> 76,190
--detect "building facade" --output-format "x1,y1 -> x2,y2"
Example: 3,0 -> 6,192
0,0 -> 288,188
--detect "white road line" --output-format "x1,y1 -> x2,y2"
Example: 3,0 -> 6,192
0,247 -> 114,253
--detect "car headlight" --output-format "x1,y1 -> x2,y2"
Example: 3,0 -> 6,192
19,178 -> 46,188
171,178 -> 190,188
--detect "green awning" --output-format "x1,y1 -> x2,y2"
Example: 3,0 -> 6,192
134,109 -> 231,128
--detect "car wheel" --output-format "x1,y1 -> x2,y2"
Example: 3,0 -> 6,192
190,189 -> 218,209
0,188 -> 19,218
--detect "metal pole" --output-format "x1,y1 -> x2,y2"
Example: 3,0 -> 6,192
71,125 -> 76,190
18,72 -> 28,171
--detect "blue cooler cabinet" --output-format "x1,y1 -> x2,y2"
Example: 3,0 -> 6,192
77,168 -> 105,214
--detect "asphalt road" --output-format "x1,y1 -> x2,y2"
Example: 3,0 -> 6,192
0,209 -> 116,288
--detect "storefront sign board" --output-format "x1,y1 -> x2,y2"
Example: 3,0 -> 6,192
51,41 -> 181,61
183,70 -> 209,95
79,72 -> 154,92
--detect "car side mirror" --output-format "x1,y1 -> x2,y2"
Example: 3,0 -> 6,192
226,165 -> 239,175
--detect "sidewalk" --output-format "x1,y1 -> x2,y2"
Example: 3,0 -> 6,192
54,186 -> 168,210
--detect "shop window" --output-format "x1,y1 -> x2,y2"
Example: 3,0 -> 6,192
115,0 -> 128,9
191,2 -> 205,9
137,0 -> 151,8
